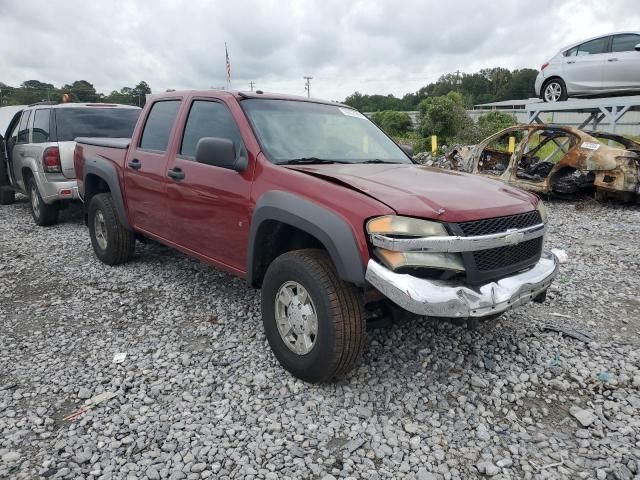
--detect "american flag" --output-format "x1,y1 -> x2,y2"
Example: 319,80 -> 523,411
225,43 -> 231,85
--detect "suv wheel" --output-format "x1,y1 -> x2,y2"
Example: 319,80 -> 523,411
542,78 -> 568,102
261,249 -> 365,383
28,178 -> 59,226
88,193 -> 135,265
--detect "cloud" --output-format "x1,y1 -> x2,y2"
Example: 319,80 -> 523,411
1,0 -> 638,100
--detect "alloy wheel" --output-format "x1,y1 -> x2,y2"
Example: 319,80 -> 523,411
544,82 -> 562,102
30,184 -> 40,218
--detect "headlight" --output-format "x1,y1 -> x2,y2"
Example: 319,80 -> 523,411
367,215 -> 448,237
367,215 -> 464,272
537,200 -> 547,223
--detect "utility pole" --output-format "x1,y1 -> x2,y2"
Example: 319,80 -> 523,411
304,76 -> 313,98
454,69 -> 462,91
249,81 -> 256,92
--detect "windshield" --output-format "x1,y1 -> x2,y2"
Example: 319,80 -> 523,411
55,108 -> 140,141
241,99 -> 411,164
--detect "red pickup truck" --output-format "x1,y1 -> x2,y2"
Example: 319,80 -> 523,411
74,90 -> 558,382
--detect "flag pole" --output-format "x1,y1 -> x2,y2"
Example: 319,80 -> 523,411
225,42 -> 231,90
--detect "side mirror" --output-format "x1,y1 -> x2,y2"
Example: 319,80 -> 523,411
635,43 -> 640,52
400,144 -> 414,157
195,137 -> 246,172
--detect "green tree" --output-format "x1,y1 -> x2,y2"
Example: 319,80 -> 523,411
417,92 -> 472,144
371,110 -> 413,136
62,80 -> 98,102
477,111 -> 516,136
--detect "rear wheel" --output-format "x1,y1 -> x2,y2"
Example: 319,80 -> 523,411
542,78 -> 568,102
88,193 -> 135,265
28,178 -> 59,226
261,249 -> 365,383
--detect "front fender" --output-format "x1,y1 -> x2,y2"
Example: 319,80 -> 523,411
247,190 -> 366,287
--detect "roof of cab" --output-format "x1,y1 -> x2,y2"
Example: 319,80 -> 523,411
145,89 -> 351,109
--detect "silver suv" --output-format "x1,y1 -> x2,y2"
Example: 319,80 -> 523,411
0,102 -> 140,225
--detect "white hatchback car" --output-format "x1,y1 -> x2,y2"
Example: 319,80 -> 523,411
535,32 -> 640,102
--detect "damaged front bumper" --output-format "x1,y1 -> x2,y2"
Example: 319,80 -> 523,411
365,251 -> 559,318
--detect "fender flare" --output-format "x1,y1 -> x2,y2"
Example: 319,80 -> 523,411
247,191 -> 365,286
83,156 -> 131,230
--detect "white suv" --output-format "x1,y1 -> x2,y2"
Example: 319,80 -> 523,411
0,102 -> 140,225
535,32 -> 640,102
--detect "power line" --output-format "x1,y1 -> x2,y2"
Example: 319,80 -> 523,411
304,76 -> 313,98
249,81 -> 256,92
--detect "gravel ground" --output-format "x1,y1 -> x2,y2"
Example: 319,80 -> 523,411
1,196 -> 640,480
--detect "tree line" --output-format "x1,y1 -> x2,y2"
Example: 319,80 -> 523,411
0,80 -> 152,107
344,67 -> 538,111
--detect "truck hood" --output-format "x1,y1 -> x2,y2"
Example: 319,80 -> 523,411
286,163 -> 539,222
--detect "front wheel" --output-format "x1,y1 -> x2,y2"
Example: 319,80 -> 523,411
542,78 -> 568,102
261,249 -> 366,383
88,193 -> 135,265
28,178 -> 59,226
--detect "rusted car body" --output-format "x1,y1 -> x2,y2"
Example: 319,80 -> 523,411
450,125 -> 640,201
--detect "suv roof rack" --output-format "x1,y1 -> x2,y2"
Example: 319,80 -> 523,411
27,101 -> 59,107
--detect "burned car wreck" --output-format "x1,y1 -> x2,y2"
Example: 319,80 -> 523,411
448,125 -> 640,201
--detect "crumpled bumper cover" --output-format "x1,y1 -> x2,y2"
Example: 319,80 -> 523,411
365,251 -> 559,318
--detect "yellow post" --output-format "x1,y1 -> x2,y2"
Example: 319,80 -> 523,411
431,135 -> 437,155
508,136 -> 515,153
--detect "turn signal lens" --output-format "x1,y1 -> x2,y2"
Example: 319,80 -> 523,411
367,215 -> 447,237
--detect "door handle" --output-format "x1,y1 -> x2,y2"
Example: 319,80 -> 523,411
128,158 -> 142,170
167,167 -> 185,181
607,58 -> 618,62
567,61 -> 575,64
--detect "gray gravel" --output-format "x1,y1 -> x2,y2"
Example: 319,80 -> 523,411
1,195 -> 640,479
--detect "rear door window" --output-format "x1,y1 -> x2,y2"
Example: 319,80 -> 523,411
17,110 -> 31,143
32,109 -> 51,143
180,100 -> 243,158
576,37 -> 608,56
139,100 -> 181,152
611,34 -> 640,53
55,108 -> 140,142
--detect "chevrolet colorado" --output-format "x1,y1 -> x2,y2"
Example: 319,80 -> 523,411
74,90 -> 558,382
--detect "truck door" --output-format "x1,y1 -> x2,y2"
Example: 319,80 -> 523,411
124,99 -> 181,239
165,98 -> 253,274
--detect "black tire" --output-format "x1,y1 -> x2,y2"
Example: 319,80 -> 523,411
0,188 -> 15,205
88,193 -> 135,265
542,78 -> 568,102
27,178 -> 59,226
261,249 -> 365,383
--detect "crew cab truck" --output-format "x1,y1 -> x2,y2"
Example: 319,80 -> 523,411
74,90 -> 559,382
0,102 -> 140,225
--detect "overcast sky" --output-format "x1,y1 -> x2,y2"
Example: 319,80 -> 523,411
1,0 -> 638,101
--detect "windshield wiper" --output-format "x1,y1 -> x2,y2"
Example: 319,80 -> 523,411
360,159 -> 403,164
276,157 -> 348,165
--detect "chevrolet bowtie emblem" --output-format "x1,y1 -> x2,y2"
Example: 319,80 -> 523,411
504,229 -> 525,245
